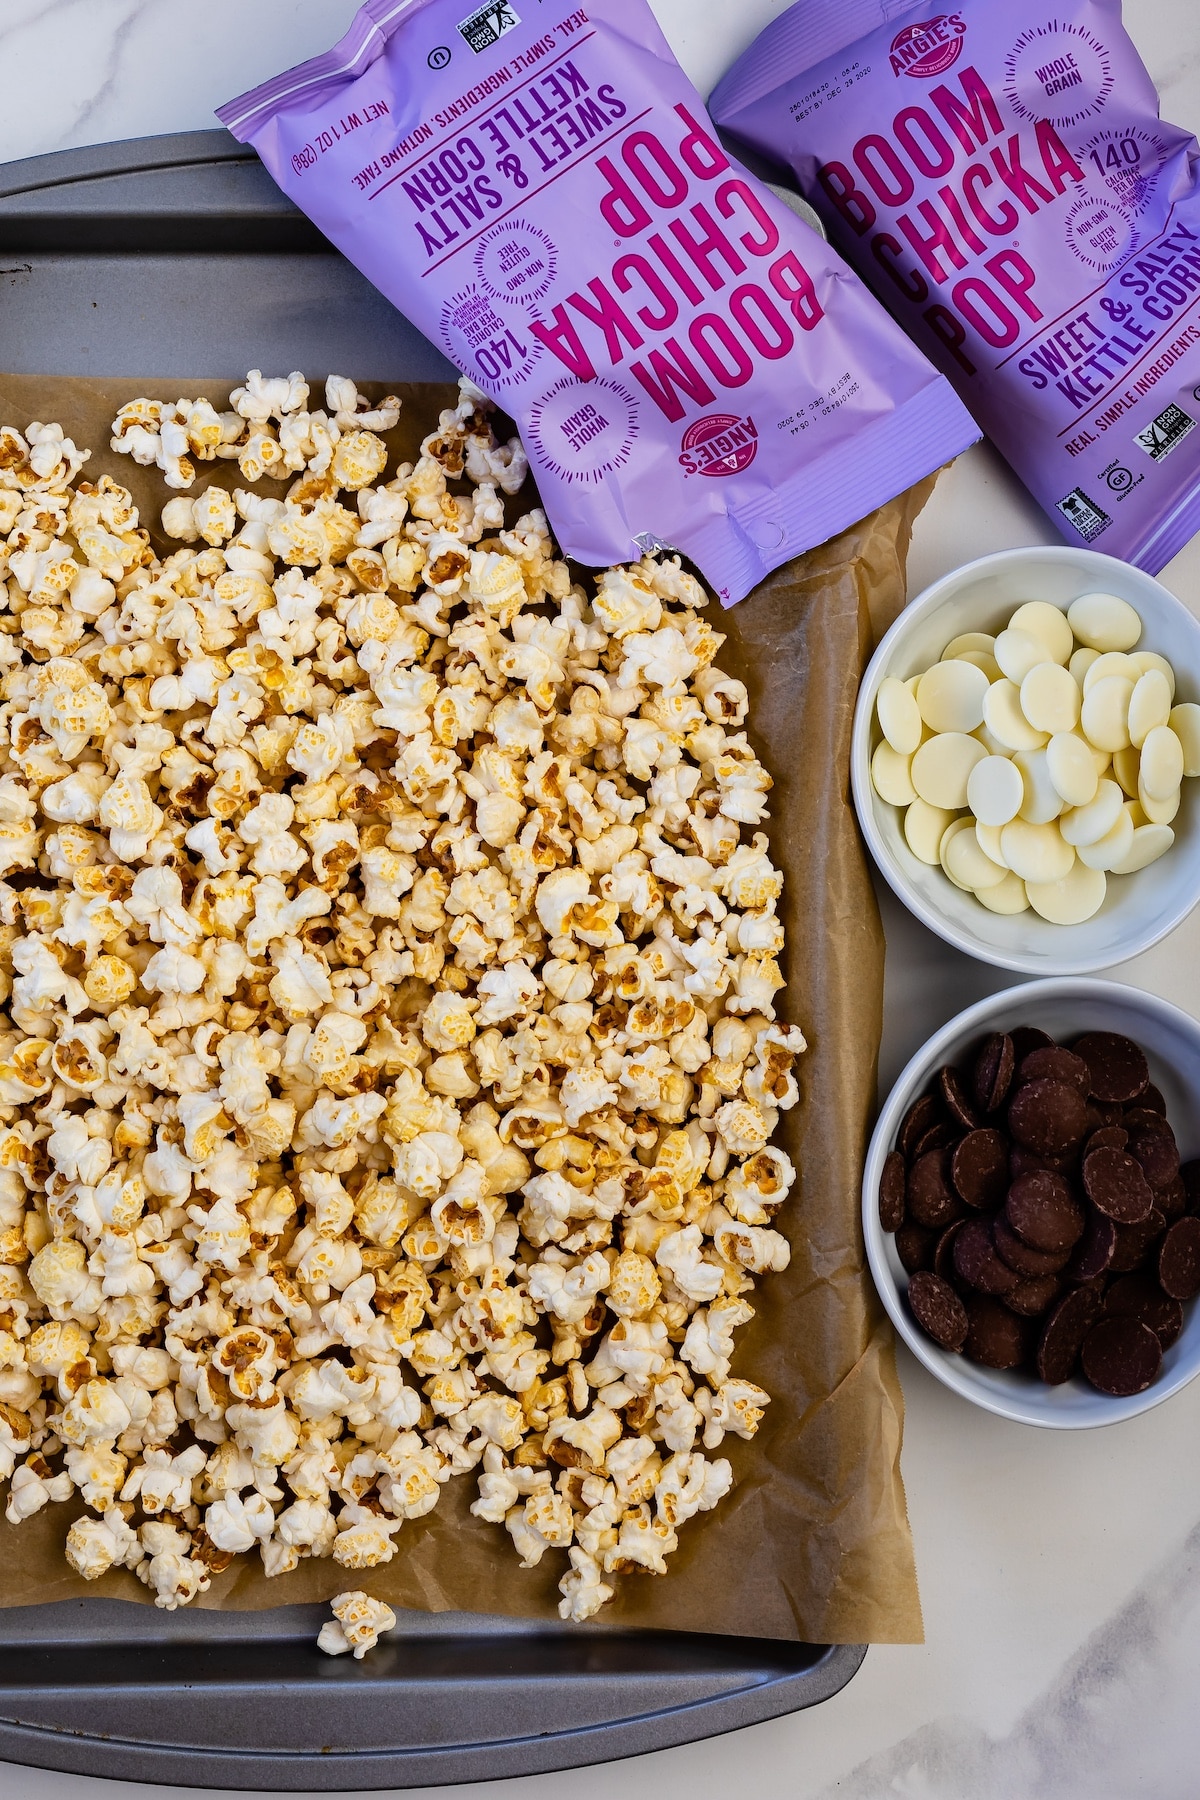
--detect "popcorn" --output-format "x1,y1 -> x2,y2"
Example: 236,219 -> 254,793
161,486 -> 237,547
98,772 -> 161,861
330,430 -> 389,492
700,1378 -> 771,1448
204,1488 -> 276,1553
6,1459 -> 72,1523
725,1147 -> 796,1224
558,1544 -> 614,1621
317,1588 -> 397,1658
506,1487 -> 574,1566
231,370 -> 309,425
326,377 -> 401,434
681,1299 -> 755,1387
278,410 -> 339,478
0,377 -> 802,1630
711,1210 -> 790,1276
121,1443 -> 206,1514
29,1239 -> 101,1317
137,1519 -> 211,1608
60,1377 -> 132,1446
65,1505 -> 143,1580
655,1224 -> 723,1304
23,422 -> 89,487
111,401 -> 198,489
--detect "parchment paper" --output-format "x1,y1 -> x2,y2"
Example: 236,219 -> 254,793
0,375 -> 927,1643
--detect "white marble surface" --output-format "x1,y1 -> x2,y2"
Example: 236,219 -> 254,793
3,2 -> 1200,1797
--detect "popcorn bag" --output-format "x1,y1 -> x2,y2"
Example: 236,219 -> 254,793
217,0 -> 978,604
712,0 -> 1200,572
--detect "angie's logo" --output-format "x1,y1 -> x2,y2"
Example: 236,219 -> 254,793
889,14 -> 966,77
679,413 -> 759,477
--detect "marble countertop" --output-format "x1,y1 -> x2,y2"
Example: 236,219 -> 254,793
3,1 -> 1200,1796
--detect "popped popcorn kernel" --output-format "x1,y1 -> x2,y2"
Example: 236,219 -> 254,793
317,1588 -> 397,1658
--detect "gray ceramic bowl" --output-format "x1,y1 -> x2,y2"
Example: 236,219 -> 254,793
864,977 -> 1200,1427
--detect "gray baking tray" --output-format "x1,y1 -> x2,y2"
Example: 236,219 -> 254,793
0,128 -> 865,1789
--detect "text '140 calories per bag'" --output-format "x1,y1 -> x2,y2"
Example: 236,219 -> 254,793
218,0 -> 977,604
712,0 -> 1200,573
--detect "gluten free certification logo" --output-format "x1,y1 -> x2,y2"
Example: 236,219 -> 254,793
1064,190 -> 1138,273
473,220 -> 558,305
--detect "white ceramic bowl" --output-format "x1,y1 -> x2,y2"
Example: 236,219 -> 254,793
864,978 -> 1200,1427
851,545 -> 1200,974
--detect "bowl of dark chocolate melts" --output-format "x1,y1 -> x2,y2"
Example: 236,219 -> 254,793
863,978 -> 1200,1426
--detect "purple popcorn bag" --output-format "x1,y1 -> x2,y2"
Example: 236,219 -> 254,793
217,0 -> 977,603
712,0 -> 1200,572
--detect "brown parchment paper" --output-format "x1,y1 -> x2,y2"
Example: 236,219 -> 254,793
0,375 -> 926,1643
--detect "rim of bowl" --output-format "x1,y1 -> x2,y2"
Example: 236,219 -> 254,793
851,545 -> 1200,975
862,975 -> 1200,1427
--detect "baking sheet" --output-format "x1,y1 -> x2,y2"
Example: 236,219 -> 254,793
0,373 -> 926,1644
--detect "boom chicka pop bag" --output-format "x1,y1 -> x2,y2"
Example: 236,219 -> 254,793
712,0 -> 1200,572
217,0 -> 977,603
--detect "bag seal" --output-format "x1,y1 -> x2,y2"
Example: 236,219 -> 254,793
218,0 -> 426,138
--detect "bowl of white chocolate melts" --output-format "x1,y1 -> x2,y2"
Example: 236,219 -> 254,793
851,545 -> 1200,974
